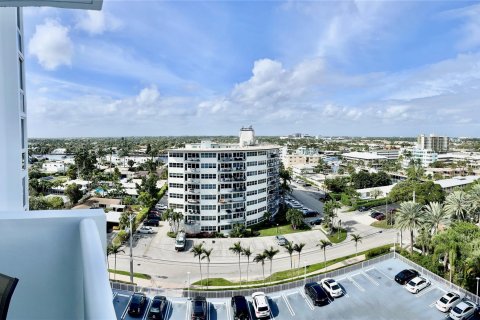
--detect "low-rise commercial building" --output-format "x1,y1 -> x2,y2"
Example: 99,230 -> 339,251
341,152 -> 388,169
434,176 -> 480,193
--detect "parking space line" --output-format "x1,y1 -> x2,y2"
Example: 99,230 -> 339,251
117,293 -> 130,298
121,295 -> 132,320
112,292 -> 118,300
298,290 -> 315,311
372,267 -> 394,281
429,300 -> 437,308
347,276 -> 365,292
142,299 -> 152,320
247,301 -> 254,320
362,271 -> 379,286
207,303 -> 210,320
282,295 -> 296,316
416,285 -> 435,298
225,301 -> 231,319
185,301 -> 191,320
164,301 -> 173,319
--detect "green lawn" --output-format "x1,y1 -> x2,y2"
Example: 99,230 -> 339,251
257,223 -> 311,237
108,269 -> 151,280
371,220 -> 395,229
327,228 -> 347,243
191,244 -> 393,287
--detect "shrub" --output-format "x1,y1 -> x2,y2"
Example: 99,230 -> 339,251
365,245 -> 391,258
116,230 -> 129,244
167,231 -> 177,238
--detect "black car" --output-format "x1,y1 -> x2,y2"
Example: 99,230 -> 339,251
309,218 -> 323,226
191,296 -> 207,320
148,296 -> 167,320
304,282 -> 330,306
231,295 -> 251,320
304,210 -> 318,217
394,269 -> 420,285
358,206 -> 367,212
128,292 -> 147,317
148,213 -> 161,220
144,219 -> 160,227
370,211 -> 382,218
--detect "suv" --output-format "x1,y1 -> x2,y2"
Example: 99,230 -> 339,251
251,292 -> 270,319
275,235 -> 288,246
191,296 -> 207,320
230,295 -> 251,320
144,219 -> 159,227
304,282 -> 329,306
127,292 -> 147,317
394,269 -> 420,285
148,296 -> 167,319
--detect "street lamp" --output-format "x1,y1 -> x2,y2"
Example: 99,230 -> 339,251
276,224 -> 279,234
128,212 -> 135,283
303,261 -> 307,286
187,272 -> 191,300
476,277 -> 479,304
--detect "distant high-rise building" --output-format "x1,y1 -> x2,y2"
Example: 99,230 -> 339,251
417,134 -> 449,153
167,128 -> 280,234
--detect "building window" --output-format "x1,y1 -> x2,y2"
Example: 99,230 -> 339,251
19,58 -> 24,90
20,118 -> 25,149
20,92 -> 25,113
22,177 -> 26,207
17,32 -> 22,54
21,152 -> 26,170
17,8 -> 21,29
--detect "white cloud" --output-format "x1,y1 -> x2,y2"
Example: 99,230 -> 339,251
441,4 -> 480,51
76,11 -> 122,35
28,19 -> 73,70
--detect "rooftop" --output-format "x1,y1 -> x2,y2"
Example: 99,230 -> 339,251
342,152 -> 388,160
435,175 -> 480,189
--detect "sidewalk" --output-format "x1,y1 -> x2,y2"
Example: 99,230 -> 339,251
192,254 -> 367,290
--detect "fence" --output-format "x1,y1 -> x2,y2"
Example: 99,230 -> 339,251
110,252 -> 480,302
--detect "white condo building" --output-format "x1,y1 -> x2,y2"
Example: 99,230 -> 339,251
417,134 -> 449,153
168,128 -> 280,234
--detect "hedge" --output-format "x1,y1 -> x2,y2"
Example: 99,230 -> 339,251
354,198 -> 389,209
365,245 -> 391,258
115,230 -> 129,244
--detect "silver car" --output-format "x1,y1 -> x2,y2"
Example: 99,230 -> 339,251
275,235 -> 288,246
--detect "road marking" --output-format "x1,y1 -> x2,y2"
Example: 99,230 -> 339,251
282,295 -> 296,316
164,301 -> 173,319
362,271 -> 379,286
347,276 -> 365,292
142,299 -> 152,320
247,301 -> 254,320
185,300 -> 191,320
112,292 -> 118,300
299,290 -> 315,311
416,285 -> 436,298
207,303 -> 210,320
372,267 -> 394,281
121,295 -> 133,320
117,293 -> 130,298
429,300 -> 437,308
225,302 -> 231,320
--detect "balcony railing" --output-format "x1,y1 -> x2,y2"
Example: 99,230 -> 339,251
186,168 -> 199,173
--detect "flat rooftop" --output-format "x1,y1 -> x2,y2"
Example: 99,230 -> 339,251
435,176 -> 480,189
342,152 -> 388,160
112,255 -> 480,320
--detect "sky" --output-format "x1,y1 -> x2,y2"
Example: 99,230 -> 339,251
23,0 -> 480,138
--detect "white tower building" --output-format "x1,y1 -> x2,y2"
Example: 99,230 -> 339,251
239,126 -> 256,147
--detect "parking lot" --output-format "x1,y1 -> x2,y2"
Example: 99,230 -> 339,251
113,258 -> 480,320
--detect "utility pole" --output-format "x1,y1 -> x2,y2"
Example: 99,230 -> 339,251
129,212 -> 134,283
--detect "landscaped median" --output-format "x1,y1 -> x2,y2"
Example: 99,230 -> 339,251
318,224 -> 347,243
190,244 -> 392,290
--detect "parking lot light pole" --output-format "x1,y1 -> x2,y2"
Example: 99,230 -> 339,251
187,272 -> 191,300
276,224 -> 279,234
129,213 -> 134,283
476,277 -> 479,303
304,261 -> 307,286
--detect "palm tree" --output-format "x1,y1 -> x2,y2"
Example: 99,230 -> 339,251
229,241 -> 243,286
279,165 -> 292,196
423,202 -> 450,235
445,191 -> 471,221
317,240 -> 332,271
293,242 -> 306,275
191,243 -> 204,287
162,209 -> 174,232
469,184 -> 480,223
286,209 -> 304,230
253,253 -> 267,286
109,243 -> 124,281
350,234 -> 362,256
284,242 -> 295,278
395,201 -> 424,253
263,246 -> 279,280
201,248 -> 213,288
242,247 -> 253,284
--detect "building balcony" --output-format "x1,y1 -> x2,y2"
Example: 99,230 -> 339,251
186,199 -> 200,204
232,196 -> 246,202
186,168 -> 199,173
185,158 -> 200,162
185,188 -> 200,194
219,168 -> 233,172
0,209 -> 115,320
186,178 -> 200,184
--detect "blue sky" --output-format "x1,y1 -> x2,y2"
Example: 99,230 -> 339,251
24,1 -> 480,137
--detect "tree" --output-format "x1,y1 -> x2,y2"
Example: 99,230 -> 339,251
445,191 -> 471,221
293,242 -> 305,275
279,165 -> 292,196
323,200 -> 340,230
127,159 -> 135,170
138,192 -> 156,209
286,208 -> 304,230
162,209 -> 174,232
171,211 -> 184,233
284,242 -> 295,278
423,202 -> 450,235
109,243 -> 124,281
406,164 -> 425,181
370,189 -> 383,200
229,241 -> 243,286
395,201 -> 424,253
201,248 -> 213,288
389,180 -> 445,205
350,234 -> 362,256
324,177 -> 349,193
263,246 -> 279,280
254,253 -> 267,286
317,240 -> 332,271
242,247 -> 253,283
191,243 -> 204,287
65,183 -> 83,204
469,184 -> 480,222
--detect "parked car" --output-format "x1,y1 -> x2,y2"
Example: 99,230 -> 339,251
435,292 -> 461,313
138,226 -> 155,234
449,300 -> 477,320
175,231 -> 186,251
230,295 -> 251,320
405,276 -> 431,293
148,213 -> 161,220
127,292 -> 147,317
251,292 -> 270,319
309,218 -> 323,226
191,296 -> 207,320
304,282 -> 330,306
394,269 -> 420,285
275,235 -> 288,246
144,219 -> 160,227
304,210 -> 318,217
358,206 -> 367,212
148,296 -> 167,320
320,278 -> 343,298
370,211 -> 382,218
375,213 -> 386,221
155,203 -> 168,210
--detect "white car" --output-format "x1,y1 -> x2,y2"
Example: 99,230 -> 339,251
405,276 -> 431,294
155,203 -> 167,210
435,292 -> 461,313
251,292 -> 270,319
321,278 -> 343,298
138,226 -> 155,234
449,300 -> 477,320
